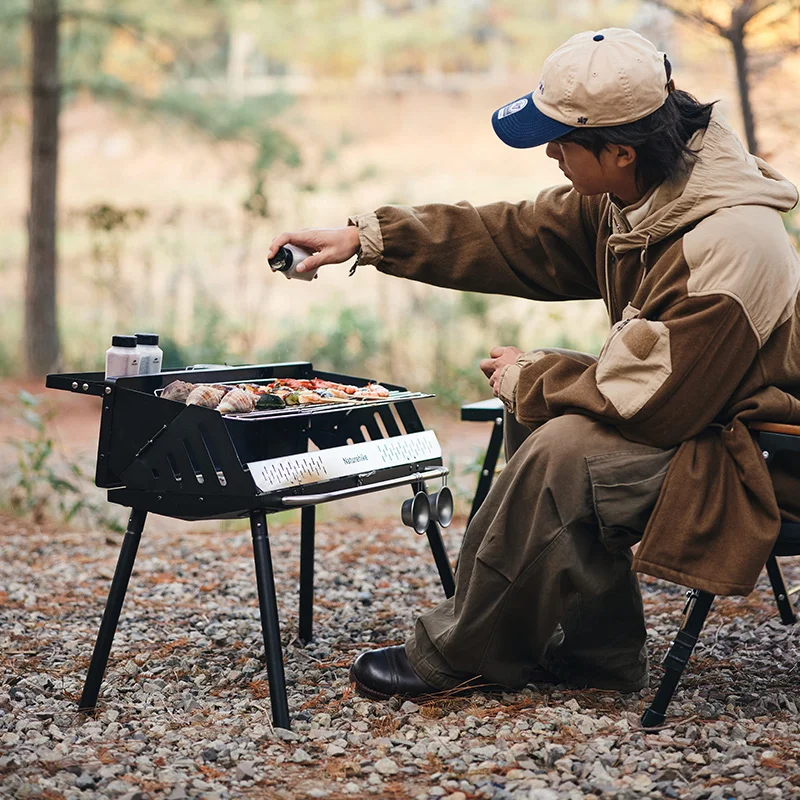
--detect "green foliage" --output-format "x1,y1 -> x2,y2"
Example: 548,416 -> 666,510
2,391 -> 124,531
0,339 -> 16,377
264,306 -> 383,376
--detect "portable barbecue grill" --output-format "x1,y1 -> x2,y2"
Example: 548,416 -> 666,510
46,362 -> 456,729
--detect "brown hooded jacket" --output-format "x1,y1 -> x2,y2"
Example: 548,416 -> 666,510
350,110 -> 800,595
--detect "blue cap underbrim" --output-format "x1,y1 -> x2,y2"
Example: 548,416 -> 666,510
492,94 -> 574,149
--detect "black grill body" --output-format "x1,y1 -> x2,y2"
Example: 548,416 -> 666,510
46,362 -> 454,729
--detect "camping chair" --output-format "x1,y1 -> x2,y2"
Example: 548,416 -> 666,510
640,421 -> 800,727
461,401 -> 800,727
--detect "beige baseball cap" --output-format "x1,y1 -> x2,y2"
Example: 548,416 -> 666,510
492,28 -> 670,149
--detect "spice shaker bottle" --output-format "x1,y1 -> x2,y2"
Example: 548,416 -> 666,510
105,335 -> 140,378
268,243 -> 320,281
134,332 -> 163,375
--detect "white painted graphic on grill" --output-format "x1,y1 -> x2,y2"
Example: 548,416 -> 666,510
248,430 -> 442,492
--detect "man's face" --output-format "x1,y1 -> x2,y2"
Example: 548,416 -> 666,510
545,139 -> 628,196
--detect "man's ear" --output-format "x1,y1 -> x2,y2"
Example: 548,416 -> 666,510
615,145 -> 636,168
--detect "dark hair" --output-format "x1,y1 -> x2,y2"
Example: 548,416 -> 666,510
554,73 -> 716,192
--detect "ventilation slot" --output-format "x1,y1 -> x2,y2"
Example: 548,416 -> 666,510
183,439 -> 204,484
199,425 -> 227,487
166,453 -> 181,482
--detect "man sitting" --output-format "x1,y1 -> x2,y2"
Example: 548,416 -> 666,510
268,28 -> 800,700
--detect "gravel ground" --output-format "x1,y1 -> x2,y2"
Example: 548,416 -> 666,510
2,510 -> 800,800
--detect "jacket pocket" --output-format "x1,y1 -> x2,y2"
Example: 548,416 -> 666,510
586,448 -> 676,554
596,318 -> 671,419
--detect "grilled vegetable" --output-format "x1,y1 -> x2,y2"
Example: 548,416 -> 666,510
255,393 -> 286,410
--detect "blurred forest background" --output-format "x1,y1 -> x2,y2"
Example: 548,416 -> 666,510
2,0 -> 800,402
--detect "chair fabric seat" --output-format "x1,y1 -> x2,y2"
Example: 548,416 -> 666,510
773,522 -> 800,557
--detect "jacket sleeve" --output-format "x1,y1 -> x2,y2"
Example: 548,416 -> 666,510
351,186 -> 603,302
502,292 -> 760,449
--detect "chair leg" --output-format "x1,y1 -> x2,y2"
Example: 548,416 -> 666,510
641,589 -> 714,728
299,506 -> 315,643
765,554 -> 796,625
250,511 -> 291,730
79,508 -> 147,711
467,415 -> 504,526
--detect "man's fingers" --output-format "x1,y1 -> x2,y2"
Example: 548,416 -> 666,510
267,232 -> 295,259
479,357 -> 496,378
268,230 -> 322,259
296,253 -> 322,271
489,345 -> 507,358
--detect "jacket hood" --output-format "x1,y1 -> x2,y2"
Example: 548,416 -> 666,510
609,109 -> 799,255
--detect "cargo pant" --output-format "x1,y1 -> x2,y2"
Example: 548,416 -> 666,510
406,411 -> 677,692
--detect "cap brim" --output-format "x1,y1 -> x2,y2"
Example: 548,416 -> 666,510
492,94 -> 574,149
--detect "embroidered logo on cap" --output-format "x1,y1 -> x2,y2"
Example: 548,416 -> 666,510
577,116 -> 588,124
497,98 -> 528,119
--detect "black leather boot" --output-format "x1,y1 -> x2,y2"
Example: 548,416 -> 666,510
349,646 -> 441,700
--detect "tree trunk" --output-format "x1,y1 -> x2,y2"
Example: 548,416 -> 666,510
25,0 -> 61,375
728,21 -> 759,155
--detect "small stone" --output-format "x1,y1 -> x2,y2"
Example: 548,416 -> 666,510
375,757 -> 399,775
76,773 -> 95,789
445,793 -> 466,800
291,748 -> 313,764
400,701 -> 420,714
528,790 -> 559,800
106,780 -> 132,796
236,761 -> 256,780
327,743 -> 346,757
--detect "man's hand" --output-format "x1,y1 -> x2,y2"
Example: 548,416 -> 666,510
480,345 -> 523,396
267,226 -> 361,273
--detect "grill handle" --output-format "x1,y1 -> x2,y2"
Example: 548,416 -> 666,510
280,467 -> 449,507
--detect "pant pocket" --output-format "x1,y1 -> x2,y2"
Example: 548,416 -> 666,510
586,448 -> 676,554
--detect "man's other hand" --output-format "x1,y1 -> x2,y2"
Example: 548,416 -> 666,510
267,226 -> 361,273
480,345 -> 523,396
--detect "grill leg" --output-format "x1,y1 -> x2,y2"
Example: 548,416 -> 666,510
641,589 -> 714,728
425,519 -> 455,599
250,511 -> 290,730
467,416 -> 504,526
766,554 -> 796,625
78,508 -> 147,712
299,506 -> 315,644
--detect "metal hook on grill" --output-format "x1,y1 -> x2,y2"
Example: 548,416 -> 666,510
401,491 -> 431,534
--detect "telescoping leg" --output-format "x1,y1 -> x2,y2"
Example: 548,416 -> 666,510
299,506 -> 316,644
78,508 -> 147,711
250,510 -> 291,730
641,589 -> 714,728
765,554 -> 797,625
